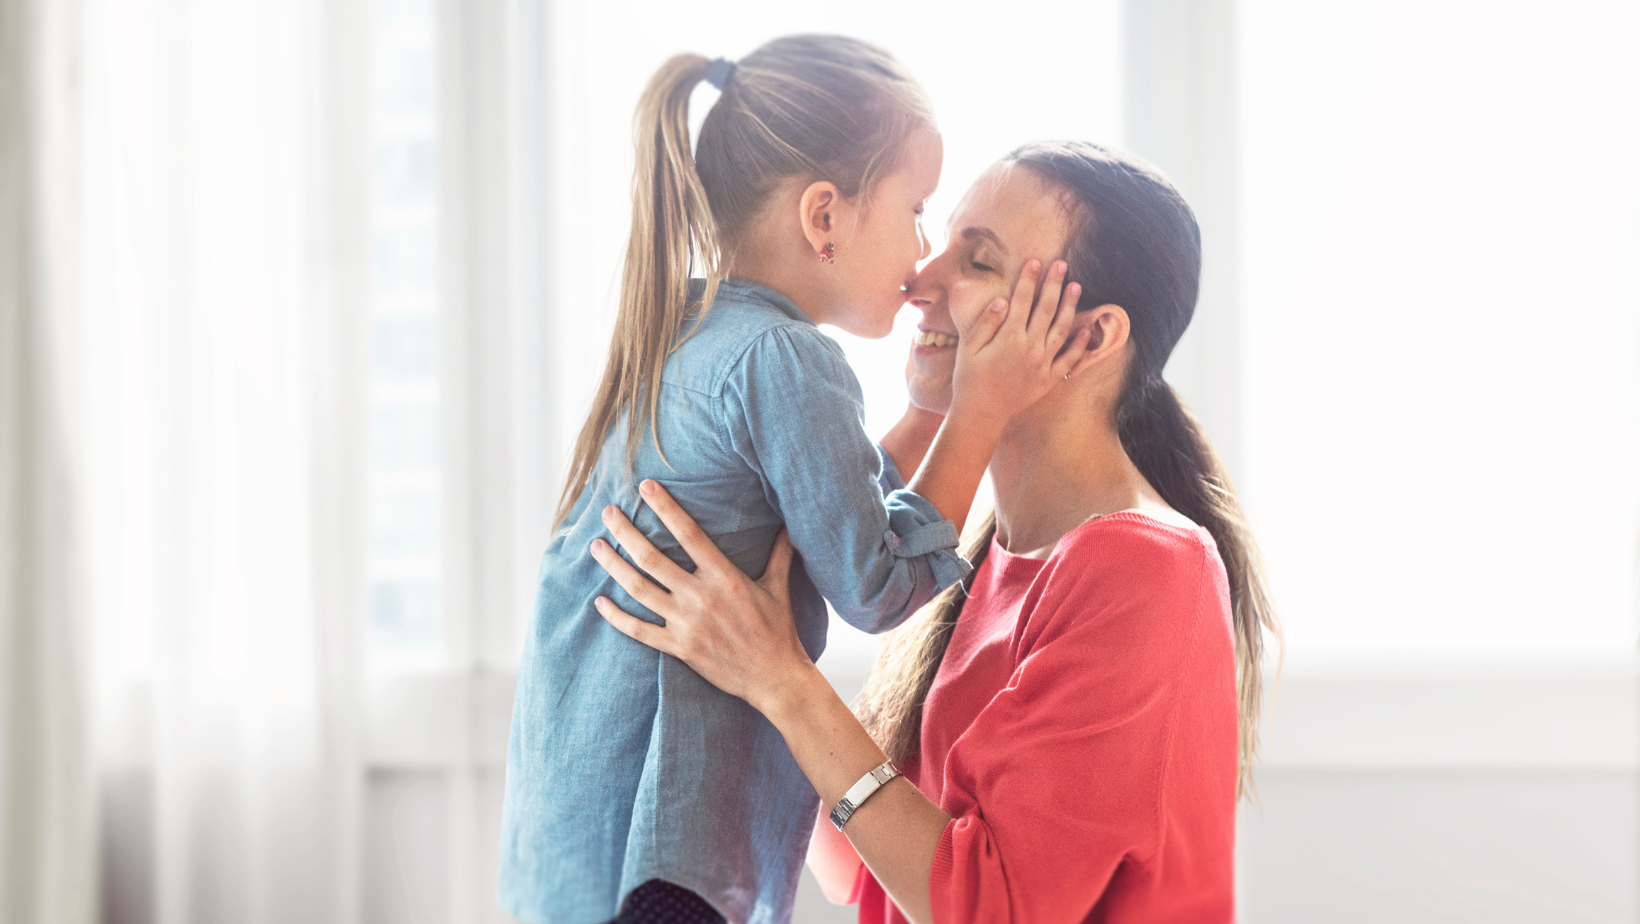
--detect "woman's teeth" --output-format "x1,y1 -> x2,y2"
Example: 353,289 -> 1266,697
914,330 -> 957,348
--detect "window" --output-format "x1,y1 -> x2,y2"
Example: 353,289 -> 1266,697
368,0 -> 443,659
1239,0 -> 1640,659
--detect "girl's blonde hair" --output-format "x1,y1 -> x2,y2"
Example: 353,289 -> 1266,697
855,143 -> 1281,800
554,36 -> 934,528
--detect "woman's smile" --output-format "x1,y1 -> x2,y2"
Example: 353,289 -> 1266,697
912,328 -> 957,349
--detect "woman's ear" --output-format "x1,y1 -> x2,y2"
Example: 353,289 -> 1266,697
1070,304 -> 1131,366
798,180 -> 849,255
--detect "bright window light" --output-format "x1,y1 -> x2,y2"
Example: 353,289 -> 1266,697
1240,0 -> 1640,660
367,0 -> 443,658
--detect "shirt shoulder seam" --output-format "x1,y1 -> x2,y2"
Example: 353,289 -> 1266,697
709,319 -> 833,397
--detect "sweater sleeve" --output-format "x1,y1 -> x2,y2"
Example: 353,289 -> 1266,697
928,532 -> 1217,924
721,325 -> 970,633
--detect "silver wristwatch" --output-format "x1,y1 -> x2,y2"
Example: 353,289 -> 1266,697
829,760 -> 901,831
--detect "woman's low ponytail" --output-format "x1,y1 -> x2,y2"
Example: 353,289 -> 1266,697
1013,141 -> 1281,799
1119,377 -> 1279,799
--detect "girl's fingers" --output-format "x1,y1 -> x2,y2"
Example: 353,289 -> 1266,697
589,537 -> 675,617
1066,337 -> 1103,379
601,502 -> 691,589
1005,259 -> 1042,336
637,480 -> 735,578
1027,261 -> 1068,337
1045,280 -> 1082,350
1050,328 -> 1094,379
593,596 -> 675,655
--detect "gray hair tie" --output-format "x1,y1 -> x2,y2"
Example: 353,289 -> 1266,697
705,58 -> 736,90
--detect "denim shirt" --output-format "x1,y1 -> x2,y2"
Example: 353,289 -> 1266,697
497,280 -> 970,924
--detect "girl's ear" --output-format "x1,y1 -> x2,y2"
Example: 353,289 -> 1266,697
798,180 -> 847,255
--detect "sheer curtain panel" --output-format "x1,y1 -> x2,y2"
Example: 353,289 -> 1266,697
1,0 -> 96,921
82,0 -> 367,922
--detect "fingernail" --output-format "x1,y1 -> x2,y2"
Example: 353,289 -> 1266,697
640,480 -> 655,496
990,298 -> 1007,312
1068,283 -> 1081,295
593,596 -> 607,610
602,506 -> 614,521
591,538 -> 606,552
1054,260 -> 1067,273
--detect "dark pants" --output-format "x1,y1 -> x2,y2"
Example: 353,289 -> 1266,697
608,880 -> 726,924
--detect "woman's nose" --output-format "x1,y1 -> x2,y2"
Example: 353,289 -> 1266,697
906,268 -> 936,306
907,252 -> 950,306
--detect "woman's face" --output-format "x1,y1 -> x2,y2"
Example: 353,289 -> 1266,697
905,162 -> 1073,413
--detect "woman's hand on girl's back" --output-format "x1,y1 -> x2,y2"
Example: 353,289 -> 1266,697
949,258 -> 1096,429
588,480 -> 812,714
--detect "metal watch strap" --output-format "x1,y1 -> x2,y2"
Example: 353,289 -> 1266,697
829,760 -> 901,831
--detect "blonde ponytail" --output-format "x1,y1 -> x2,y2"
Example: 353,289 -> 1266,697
554,37 -> 934,529
554,55 -> 722,526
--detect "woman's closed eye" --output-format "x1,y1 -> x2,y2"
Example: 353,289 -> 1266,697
970,259 -> 995,273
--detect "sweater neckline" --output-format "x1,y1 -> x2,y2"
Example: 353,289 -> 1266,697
989,510 -> 1204,563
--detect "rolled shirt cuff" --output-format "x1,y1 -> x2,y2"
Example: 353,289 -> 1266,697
882,487 -> 972,588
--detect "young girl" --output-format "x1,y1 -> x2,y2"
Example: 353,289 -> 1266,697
496,37 -> 1091,924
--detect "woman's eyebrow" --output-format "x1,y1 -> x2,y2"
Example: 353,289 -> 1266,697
957,226 -> 1008,253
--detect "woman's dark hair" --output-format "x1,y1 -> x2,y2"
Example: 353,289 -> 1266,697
857,141 -> 1280,798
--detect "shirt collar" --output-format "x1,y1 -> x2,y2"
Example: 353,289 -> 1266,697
694,277 -> 817,327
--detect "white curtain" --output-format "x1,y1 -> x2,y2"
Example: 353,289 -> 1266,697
1,0 -> 96,920
79,0 -> 364,921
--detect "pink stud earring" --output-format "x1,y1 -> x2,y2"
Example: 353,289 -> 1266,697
818,242 -> 837,264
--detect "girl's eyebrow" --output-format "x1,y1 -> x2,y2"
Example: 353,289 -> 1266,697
958,226 -> 1008,253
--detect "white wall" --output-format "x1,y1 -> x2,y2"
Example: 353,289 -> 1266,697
1237,663 -> 1638,922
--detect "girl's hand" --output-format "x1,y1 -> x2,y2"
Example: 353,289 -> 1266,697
589,480 -> 811,713
948,259 -> 1095,429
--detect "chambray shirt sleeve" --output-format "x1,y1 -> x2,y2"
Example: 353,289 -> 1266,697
722,325 -> 970,633
876,443 -> 908,495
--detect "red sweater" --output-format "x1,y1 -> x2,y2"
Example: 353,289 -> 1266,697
857,513 -> 1239,923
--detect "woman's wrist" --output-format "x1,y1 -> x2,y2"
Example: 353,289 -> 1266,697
758,663 -> 889,806
755,659 -> 833,730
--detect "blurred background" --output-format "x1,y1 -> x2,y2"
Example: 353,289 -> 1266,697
2,0 -> 1637,922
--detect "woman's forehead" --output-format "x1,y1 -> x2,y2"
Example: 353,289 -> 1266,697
948,163 -> 1071,258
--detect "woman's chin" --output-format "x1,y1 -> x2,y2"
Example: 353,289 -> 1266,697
907,375 -> 953,416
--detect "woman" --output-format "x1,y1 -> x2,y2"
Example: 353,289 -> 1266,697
589,142 -> 1280,923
